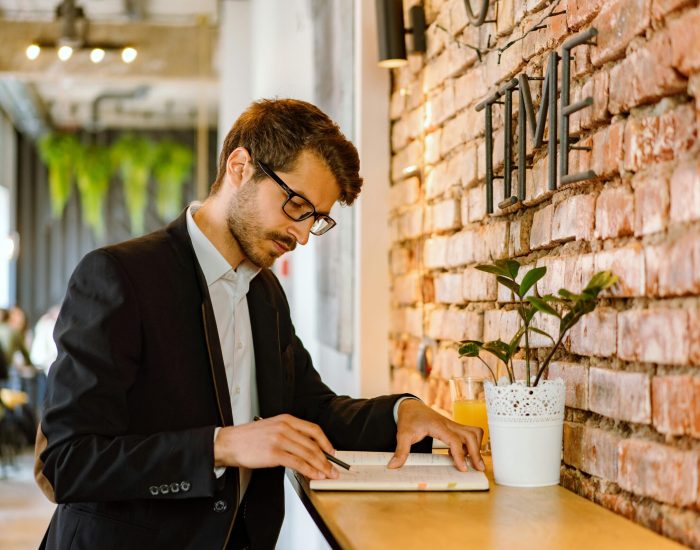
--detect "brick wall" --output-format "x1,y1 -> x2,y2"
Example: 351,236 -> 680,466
387,0 -> 700,545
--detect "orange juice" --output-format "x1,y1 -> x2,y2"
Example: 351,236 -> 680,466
452,399 -> 489,449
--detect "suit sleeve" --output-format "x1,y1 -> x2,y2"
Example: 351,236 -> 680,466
35,249 -> 217,503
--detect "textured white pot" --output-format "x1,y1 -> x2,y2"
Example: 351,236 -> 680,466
484,379 -> 566,487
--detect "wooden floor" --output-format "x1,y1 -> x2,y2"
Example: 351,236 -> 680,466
0,451 -> 55,550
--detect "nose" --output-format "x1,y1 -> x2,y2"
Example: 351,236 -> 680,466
288,217 -> 314,246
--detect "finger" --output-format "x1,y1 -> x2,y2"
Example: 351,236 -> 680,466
281,452 -> 328,480
388,431 -> 415,469
460,428 -> 485,471
276,433 -> 334,476
447,439 -> 468,472
280,416 -> 335,454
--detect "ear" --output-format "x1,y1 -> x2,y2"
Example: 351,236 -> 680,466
225,147 -> 253,189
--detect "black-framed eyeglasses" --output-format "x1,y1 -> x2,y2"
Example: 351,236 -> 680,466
256,161 -> 337,236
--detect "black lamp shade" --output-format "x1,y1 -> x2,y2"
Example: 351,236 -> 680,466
376,0 -> 407,68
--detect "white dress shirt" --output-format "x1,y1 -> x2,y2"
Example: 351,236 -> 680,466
186,205 -> 260,501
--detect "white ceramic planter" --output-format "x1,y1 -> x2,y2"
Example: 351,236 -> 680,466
484,379 -> 566,487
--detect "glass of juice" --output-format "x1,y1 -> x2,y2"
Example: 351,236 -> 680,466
449,377 -> 489,453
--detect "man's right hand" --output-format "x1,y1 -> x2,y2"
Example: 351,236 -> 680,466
213,414 -> 339,480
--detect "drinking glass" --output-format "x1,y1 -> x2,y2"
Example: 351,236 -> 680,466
449,376 -> 489,452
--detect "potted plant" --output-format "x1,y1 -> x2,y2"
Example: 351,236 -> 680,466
458,259 -> 617,487
75,143 -> 114,241
37,133 -> 81,219
112,135 -> 156,236
152,140 -> 193,221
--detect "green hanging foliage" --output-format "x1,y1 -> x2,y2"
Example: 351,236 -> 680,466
37,133 -> 81,218
75,144 -> 113,241
153,140 -> 194,221
111,135 -> 156,236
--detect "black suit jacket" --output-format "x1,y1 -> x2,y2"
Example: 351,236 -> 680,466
35,211 -> 429,550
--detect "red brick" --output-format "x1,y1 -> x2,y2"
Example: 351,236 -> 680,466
397,207 -> 424,240
569,307 -> 618,357
393,273 -> 422,305
652,375 -> 696,435
624,103 -> 698,173
524,156 -> 552,204
467,185 -> 486,223
454,66 -> 488,111
669,7 -> 700,75
618,439 -> 698,507
594,245 -> 646,297
581,70 -> 610,128
390,245 -> 414,276
424,130 -> 441,166
652,0 -> 695,19
530,204 -> 554,249
632,169 -> 670,236
646,229 -> 700,297
617,308 -> 689,364
392,139 -> 422,181
564,253 -> 596,294
608,31 -> 687,115
440,111 -> 469,156
463,267 -> 498,301
426,162 -> 448,199
661,507 -> 700,550
589,367 -> 651,423
435,272 -> 464,304
424,236 -> 449,268
592,121 -> 625,178
670,159 -> 700,223
529,311 -> 560,348
496,0 -> 516,36
430,198 -> 461,233
507,216 -> 530,257
552,194 -> 596,242
689,309 -> 700,369
428,308 -> 483,342
389,176 -> 420,212
591,0 -> 652,66
448,145 -> 478,189
595,185 -> 635,239
567,0 -> 605,29
564,423 -> 622,480
547,361 -> 589,409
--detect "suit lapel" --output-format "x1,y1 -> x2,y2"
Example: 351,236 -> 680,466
166,210 -> 234,427
247,275 -> 284,418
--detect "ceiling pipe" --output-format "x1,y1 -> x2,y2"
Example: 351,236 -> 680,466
89,85 -> 149,132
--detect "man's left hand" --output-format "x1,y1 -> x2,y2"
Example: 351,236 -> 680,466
388,399 -> 485,472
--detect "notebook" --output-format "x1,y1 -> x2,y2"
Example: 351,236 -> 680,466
309,451 -> 489,491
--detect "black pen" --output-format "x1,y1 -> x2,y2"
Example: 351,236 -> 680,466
253,415 -> 352,471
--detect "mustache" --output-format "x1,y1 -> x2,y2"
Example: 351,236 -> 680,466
268,232 -> 296,251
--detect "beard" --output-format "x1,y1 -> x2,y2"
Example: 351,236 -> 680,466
226,182 -> 296,268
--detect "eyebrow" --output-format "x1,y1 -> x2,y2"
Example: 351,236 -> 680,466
285,181 -> 332,217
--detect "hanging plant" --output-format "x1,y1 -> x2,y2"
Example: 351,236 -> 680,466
112,135 -> 155,236
37,133 -> 81,218
75,144 -> 113,241
153,140 -> 194,221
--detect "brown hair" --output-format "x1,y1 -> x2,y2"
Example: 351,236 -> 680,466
212,99 -> 363,205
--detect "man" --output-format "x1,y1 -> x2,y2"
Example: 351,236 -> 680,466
35,99 -> 484,550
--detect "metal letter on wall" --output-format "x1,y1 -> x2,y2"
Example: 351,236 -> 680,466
475,91 -> 502,214
463,0 -> 490,26
560,27 -> 598,185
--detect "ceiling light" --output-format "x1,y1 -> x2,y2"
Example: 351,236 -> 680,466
26,44 -> 41,60
121,47 -> 137,63
90,48 -> 105,63
57,45 -> 73,61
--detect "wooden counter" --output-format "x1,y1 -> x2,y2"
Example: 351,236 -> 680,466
287,459 -> 683,550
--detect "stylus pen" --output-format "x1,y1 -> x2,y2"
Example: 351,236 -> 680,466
253,415 -> 352,471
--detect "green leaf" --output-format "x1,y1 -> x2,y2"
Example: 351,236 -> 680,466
528,326 -> 555,344
585,271 -> 619,293
498,259 -> 521,279
458,341 -> 483,357
527,296 -> 561,318
482,340 -> 511,364
508,325 -> 526,354
558,288 -> 583,301
519,266 -> 546,297
475,264 -> 511,278
523,305 -> 538,324
497,276 -> 522,296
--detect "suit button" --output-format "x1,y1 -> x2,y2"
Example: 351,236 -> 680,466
180,481 -> 191,492
159,484 -> 169,495
170,482 -> 180,493
149,486 -> 159,496
213,500 -> 227,513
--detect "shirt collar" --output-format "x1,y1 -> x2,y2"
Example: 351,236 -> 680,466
186,203 -> 260,288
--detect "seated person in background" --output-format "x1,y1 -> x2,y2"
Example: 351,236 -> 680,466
35,99 -> 485,550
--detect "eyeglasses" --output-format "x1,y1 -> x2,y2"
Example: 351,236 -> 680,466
256,161 -> 336,236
